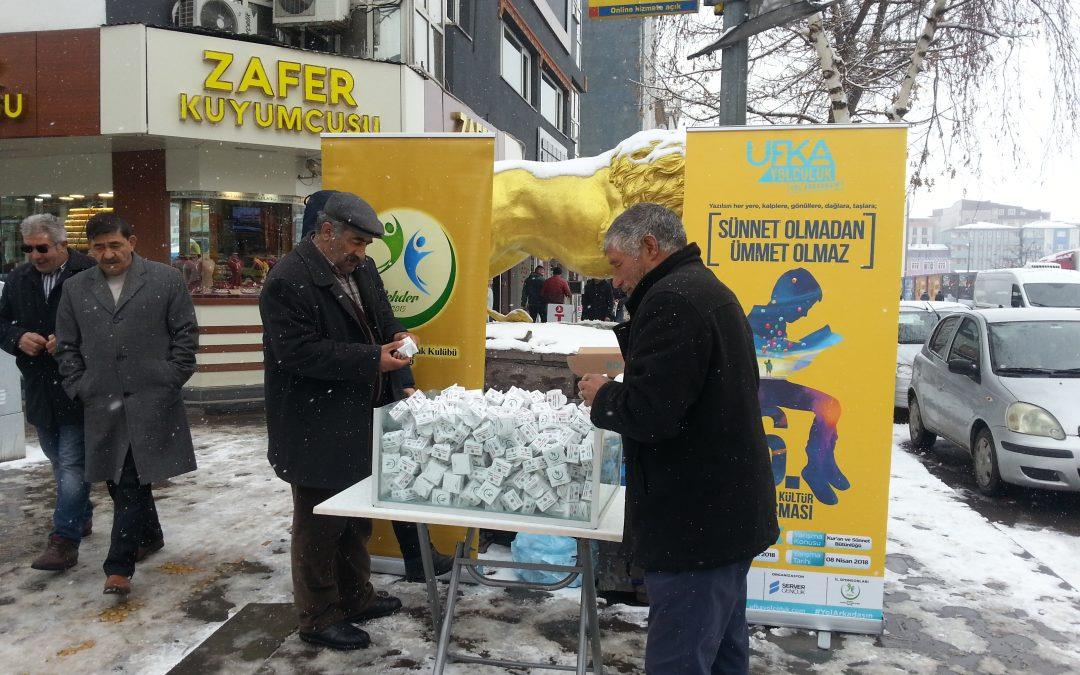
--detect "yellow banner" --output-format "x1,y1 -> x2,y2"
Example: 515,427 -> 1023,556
684,125 -> 907,630
322,134 -> 494,390
323,134 -> 494,558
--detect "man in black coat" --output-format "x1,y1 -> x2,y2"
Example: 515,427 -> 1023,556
0,214 -> 96,571
260,192 -> 413,650
579,203 -> 779,675
581,277 -> 614,321
521,264 -> 546,321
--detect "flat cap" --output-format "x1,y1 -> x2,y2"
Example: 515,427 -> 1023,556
323,191 -> 385,238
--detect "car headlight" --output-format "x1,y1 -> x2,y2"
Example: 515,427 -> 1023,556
896,364 -> 913,377
1006,402 -> 1067,440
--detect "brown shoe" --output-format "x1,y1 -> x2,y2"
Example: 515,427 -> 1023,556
103,575 -> 131,595
135,539 -> 164,562
30,535 -> 79,571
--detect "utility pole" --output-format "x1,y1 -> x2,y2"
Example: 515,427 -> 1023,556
690,1 -> 837,126
717,1 -> 749,125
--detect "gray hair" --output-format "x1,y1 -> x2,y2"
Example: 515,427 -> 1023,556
20,213 -> 67,243
603,203 -> 687,255
316,211 -> 349,237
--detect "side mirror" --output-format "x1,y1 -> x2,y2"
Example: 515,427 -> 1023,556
947,358 -> 979,378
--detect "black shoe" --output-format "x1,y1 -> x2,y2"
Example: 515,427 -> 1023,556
299,620 -> 370,650
345,591 -> 402,624
135,538 -> 164,562
403,549 -> 454,582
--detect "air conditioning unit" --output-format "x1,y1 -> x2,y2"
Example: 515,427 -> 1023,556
175,0 -> 259,35
273,0 -> 350,25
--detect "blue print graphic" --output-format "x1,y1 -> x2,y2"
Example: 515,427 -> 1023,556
404,231 -> 434,295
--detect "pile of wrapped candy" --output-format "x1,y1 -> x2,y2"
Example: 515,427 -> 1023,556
378,386 -> 601,521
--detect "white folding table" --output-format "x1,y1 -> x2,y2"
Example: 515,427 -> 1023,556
316,477 -> 625,674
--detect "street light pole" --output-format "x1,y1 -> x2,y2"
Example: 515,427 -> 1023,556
718,0 -> 750,125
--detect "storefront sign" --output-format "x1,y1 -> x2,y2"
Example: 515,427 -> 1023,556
178,50 -> 379,134
452,111 -> 492,134
134,27 -> 402,150
684,125 -> 907,634
1,92 -> 24,120
588,0 -> 698,19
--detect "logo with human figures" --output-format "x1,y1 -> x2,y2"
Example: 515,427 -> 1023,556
370,208 -> 457,329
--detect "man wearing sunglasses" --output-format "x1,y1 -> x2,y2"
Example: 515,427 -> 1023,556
0,214 -> 97,571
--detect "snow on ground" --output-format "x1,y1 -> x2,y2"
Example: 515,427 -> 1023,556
485,322 -> 617,354
0,421 -> 1078,673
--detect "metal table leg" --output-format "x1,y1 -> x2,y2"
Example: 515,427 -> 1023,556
432,538 -> 466,675
416,524 -> 442,634
580,539 -> 604,675
576,539 -> 590,675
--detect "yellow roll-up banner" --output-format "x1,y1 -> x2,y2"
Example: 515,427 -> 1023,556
684,125 -> 907,633
322,133 -> 495,557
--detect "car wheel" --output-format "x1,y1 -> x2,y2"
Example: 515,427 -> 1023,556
908,395 -> 936,450
972,427 -> 1003,496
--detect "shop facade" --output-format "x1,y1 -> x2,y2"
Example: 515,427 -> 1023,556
1,24 -> 518,405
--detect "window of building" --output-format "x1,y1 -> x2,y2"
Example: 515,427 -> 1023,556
413,1 -> 445,81
544,0 -> 570,27
570,89 -> 580,142
447,0 -> 472,38
540,73 -> 564,131
372,7 -> 403,62
571,0 -> 582,68
501,27 -> 532,101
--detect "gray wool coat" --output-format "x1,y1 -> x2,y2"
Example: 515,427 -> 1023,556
55,254 -> 199,485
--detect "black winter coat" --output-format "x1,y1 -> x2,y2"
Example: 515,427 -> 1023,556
591,244 -> 779,572
260,239 -> 407,490
581,279 -> 614,321
0,251 -> 96,428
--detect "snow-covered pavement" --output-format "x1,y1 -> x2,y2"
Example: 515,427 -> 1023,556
0,420 -> 1078,674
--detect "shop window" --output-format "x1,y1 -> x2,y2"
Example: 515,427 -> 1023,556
501,27 -> 532,101
0,194 -> 113,275
170,195 -> 300,296
540,73 -> 565,131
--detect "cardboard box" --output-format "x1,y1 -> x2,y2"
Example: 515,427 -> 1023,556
567,347 -> 624,377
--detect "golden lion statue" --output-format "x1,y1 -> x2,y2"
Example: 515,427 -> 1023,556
489,129 -> 686,278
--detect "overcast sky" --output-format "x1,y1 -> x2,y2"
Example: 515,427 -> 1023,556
677,5 -> 1078,223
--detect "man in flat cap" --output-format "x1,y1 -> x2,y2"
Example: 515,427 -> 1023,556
260,191 -> 417,650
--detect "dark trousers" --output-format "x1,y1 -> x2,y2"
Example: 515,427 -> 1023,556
291,485 -> 376,633
645,559 -> 753,675
528,303 -> 545,322
392,521 -> 423,559
103,450 -> 163,578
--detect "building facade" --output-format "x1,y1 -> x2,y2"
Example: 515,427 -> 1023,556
578,14 -> 657,157
0,1 -> 558,403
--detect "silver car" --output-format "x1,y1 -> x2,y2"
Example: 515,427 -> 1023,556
895,301 -> 966,409
908,308 -> 1080,495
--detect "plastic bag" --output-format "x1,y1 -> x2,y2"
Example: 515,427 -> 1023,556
511,534 -> 597,588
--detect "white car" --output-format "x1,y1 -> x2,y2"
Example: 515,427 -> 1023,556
974,267 -> 1080,308
909,308 -> 1080,494
896,301 -> 966,409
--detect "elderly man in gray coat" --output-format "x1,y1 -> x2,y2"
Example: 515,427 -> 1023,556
55,213 -> 199,596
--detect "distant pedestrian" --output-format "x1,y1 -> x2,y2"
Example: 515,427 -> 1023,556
581,278 -> 614,321
521,264 -> 547,322
540,265 -> 572,305
579,203 -> 778,675
0,214 -> 96,571
55,213 -> 199,596
261,191 -> 413,650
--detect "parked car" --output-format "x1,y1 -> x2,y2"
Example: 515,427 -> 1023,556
974,267 -> 1080,308
895,301 -> 966,409
908,308 -> 1080,495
